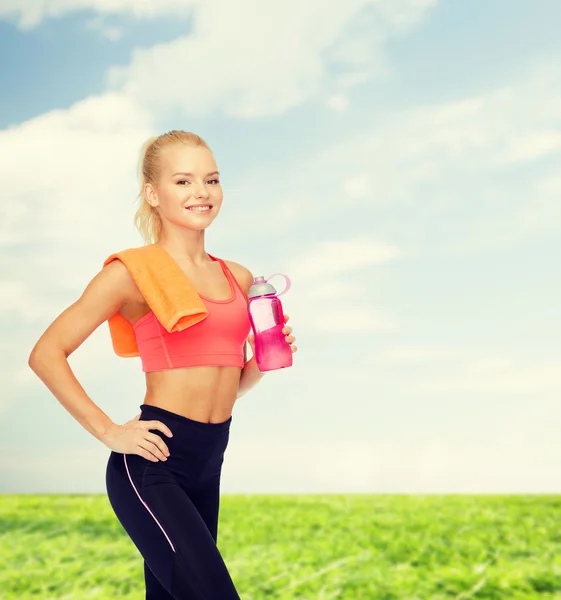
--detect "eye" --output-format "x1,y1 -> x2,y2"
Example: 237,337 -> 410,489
176,179 -> 220,185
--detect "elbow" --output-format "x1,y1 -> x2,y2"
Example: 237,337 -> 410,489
28,346 -> 44,373
28,343 -> 64,373
28,343 -> 40,371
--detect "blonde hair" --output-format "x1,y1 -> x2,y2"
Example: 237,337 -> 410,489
133,130 -> 211,245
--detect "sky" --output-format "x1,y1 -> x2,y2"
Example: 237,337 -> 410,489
1,0 -> 561,494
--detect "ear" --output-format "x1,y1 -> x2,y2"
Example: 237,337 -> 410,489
145,182 -> 159,208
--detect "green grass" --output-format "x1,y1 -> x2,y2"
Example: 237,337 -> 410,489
2,494 -> 561,599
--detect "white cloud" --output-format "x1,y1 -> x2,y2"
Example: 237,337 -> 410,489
105,0 -> 436,119
0,0 -> 198,29
325,0 -> 436,67
0,91 -> 154,420
400,358 -> 561,395
0,281 -> 44,316
280,236 -> 401,333
336,71 -> 373,88
325,94 -> 350,112
0,91 -> 153,249
361,71 -> 561,191
376,344 -> 460,363
285,236 -> 402,281
291,66 -> 561,256
214,65 -> 561,257
501,130 -> 561,164
306,305 -> 395,333
342,175 -> 370,200
85,16 -> 124,42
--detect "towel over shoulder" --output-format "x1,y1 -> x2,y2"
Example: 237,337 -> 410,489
103,244 -> 209,358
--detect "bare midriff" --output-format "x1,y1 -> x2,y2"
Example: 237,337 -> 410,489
119,284 -> 243,425
142,365 -> 242,424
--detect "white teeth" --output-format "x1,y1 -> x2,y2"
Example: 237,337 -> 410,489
187,206 -> 211,212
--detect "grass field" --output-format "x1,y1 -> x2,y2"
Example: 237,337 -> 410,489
2,494 -> 561,599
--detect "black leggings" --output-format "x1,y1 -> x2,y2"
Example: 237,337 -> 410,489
105,403 -> 241,599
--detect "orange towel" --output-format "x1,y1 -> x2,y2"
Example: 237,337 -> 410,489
103,244 -> 209,358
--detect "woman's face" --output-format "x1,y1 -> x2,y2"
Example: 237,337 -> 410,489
147,144 -> 223,230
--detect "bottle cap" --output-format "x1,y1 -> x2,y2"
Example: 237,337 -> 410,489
248,276 -> 277,299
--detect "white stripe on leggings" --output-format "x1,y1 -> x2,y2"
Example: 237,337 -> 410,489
123,454 -> 176,553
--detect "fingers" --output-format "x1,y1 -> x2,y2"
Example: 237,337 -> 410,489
136,420 -> 173,461
281,325 -> 295,344
136,447 -> 160,462
283,313 -> 290,322
138,435 -> 169,462
147,419 -> 174,438
146,432 -> 171,460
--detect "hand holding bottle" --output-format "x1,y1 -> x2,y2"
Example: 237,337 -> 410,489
247,313 -> 297,357
247,273 -> 294,372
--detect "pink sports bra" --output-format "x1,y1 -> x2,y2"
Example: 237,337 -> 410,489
132,255 -> 251,372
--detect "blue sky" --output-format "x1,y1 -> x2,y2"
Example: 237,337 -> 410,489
2,0 -> 561,494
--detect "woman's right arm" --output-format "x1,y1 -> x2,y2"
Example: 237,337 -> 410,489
28,260 -> 137,444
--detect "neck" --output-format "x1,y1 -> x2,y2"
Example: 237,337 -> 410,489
155,230 -> 209,265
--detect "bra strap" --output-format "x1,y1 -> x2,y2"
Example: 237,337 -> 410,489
211,255 -> 246,299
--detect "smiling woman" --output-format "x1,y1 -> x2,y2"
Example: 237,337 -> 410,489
133,131 -> 225,241
28,128 -> 297,599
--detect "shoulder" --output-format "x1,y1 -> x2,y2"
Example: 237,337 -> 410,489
102,247 -> 146,303
103,244 -> 153,267
222,259 -> 254,296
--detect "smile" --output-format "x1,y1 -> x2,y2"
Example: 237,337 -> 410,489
186,205 -> 213,213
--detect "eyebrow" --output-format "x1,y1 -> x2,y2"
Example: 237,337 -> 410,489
171,171 -> 220,177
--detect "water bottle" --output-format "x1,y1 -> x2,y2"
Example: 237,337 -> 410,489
248,273 -> 292,372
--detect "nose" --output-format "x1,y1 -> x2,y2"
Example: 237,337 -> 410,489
192,183 -> 210,200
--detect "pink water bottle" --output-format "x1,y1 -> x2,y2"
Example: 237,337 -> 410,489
248,273 -> 292,372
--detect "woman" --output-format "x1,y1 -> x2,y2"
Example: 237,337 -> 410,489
28,130 -> 297,599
